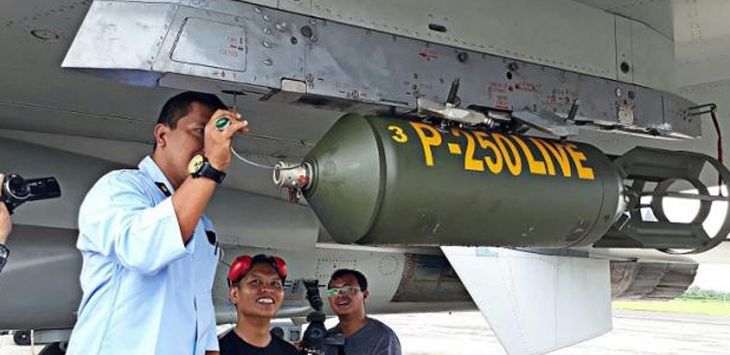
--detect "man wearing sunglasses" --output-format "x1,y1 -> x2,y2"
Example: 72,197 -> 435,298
325,269 -> 402,355
219,254 -> 299,355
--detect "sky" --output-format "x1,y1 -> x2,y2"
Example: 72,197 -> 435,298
651,186 -> 729,292
693,264 -> 730,292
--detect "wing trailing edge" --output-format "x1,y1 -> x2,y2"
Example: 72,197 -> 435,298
441,246 -> 611,355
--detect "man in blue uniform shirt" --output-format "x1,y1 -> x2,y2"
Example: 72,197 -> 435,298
66,92 -> 249,355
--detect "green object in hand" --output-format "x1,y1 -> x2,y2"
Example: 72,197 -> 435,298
215,117 -> 231,131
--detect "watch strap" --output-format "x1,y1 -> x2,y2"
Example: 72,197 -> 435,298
0,244 -> 9,272
193,157 -> 226,184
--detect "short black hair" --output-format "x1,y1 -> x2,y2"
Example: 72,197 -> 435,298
153,91 -> 227,151
249,254 -> 287,284
328,269 -> 368,292
228,254 -> 287,287
156,91 -> 227,129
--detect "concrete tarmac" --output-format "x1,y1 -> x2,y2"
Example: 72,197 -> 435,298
376,310 -> 730,355
1,310 -> 729,354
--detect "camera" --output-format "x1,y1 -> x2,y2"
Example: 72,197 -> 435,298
2,174 -> 61,214
301,280 -> 345,355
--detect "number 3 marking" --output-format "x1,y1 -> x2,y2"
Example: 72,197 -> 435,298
388,125 -> 408,143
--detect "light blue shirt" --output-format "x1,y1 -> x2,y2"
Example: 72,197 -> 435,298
66,156 -> 219,355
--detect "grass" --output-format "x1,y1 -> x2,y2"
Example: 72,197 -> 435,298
613,298 -> 730,317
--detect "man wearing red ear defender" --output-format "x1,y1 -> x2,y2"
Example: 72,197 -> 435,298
218,254 -> 299,355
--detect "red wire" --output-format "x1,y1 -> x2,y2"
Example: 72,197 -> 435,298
711,110 -> 724,193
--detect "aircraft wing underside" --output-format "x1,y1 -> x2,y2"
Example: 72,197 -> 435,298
2,1 -> 730,354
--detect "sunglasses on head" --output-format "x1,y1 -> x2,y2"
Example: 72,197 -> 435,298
325,285 -> 361,298
227,254 -> 288,286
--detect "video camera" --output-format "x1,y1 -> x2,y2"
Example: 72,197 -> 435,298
301,280 -> 345,355
2,174 -> 61,214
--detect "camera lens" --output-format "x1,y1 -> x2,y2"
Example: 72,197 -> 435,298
6,175 -> 30,199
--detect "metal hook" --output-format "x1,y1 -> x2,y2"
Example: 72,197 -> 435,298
687,103 -> 717,117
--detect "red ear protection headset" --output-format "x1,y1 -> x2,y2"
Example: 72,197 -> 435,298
227,254 -> 288,286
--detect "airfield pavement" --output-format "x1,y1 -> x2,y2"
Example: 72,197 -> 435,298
1,310 -> 729,354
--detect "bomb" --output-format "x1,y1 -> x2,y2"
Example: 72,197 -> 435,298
275,114 -> 730,253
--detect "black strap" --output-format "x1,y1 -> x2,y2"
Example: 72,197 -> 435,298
337,345 -> 346,355
205,230 -> 217,245
154,182 -> 171,197
0,244 -> 8,274
205,230 -> 220,256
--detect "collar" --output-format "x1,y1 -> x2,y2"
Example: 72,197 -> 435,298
139,156 -> 176,196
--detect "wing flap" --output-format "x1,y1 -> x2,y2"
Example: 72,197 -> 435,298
441,246 -> 611,355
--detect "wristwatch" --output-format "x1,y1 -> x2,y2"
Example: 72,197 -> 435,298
188,155 -> 226,184
0,244 -> 9,273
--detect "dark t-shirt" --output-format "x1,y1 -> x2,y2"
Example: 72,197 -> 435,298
325,318 -> 402,355
219,329 -> 299,355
